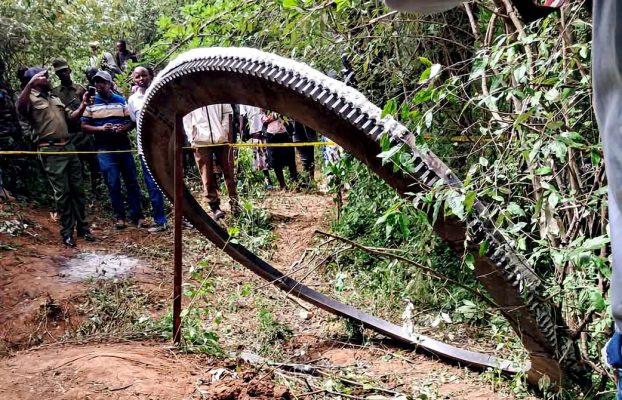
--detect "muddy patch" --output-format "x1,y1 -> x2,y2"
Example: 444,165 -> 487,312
60,251 -> 141,282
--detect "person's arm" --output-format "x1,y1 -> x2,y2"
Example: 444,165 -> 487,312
82,120 -> 116,134
16,71 -> 47,116
114,120 -> 135,134
183,113 -> 196,144
66,91 -> 90,122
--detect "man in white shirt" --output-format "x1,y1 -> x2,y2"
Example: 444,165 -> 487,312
183,104 -> 238,219
127,66 -> 168,232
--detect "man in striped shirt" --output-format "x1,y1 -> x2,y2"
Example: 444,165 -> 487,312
81,71 -> 145,230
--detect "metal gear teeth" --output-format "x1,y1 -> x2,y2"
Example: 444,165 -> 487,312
361,119 -> 374,133
195,59 -> 207,69
277,72 -> 290,85
345,109 -> 358,122
490,248 -> 504,263
269,68 -> 283,81
315,89 -> 330,103
302,81 -> 314,94
279,72 -> 291,85
413,162 -> 428,177
251,62 -> 263,75
420,170 -> 433,183
339,102 -> 352,115
240,60 -> 253,71
232,59 -> 245,70
259,64 -> 272,76
353,113 -> 366,125
287,75 -> 301,88
331,97 -> 343,110
322,93 -> 336,107
473,231 -> 486,243
288,78 -> 302,90
427,175 -> 441,186
225,58 -> 237,69
369,126 -> 384,140
308,85 -> 322,98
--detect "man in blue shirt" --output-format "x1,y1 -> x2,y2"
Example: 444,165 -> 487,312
81,71 -> 145,230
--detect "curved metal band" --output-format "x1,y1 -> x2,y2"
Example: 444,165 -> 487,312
139,47 -> 584,384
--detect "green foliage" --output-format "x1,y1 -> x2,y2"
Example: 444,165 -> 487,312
78,279 -> 151,337
324,155 -> 484,322
379,2 -> 607,391
229,200 -> 275,254
0,0 -> 172,89
257,305 -> 292,355
157,309 -> 222,356
157,260 -> 222,355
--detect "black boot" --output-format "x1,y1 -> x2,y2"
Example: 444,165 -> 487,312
209,202 -> 225,220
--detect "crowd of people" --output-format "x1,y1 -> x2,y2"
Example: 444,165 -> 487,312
0,41 -> 324,247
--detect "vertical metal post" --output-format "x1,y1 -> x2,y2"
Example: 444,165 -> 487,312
173,113 -> 184,344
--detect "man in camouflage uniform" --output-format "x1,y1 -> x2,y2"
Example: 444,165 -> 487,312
16,67 -> 95,247
0,58 -> 21,201
51,58 -> 101,194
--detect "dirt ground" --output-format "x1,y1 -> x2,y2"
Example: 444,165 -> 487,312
0,203 -> 170,351
0,190 -> 528,399
0,341 -> 291,400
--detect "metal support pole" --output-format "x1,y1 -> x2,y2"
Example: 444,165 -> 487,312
173,113 -> 184,344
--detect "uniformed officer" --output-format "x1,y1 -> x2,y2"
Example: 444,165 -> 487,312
16,67 -> 95,246
51,58 -> 101,194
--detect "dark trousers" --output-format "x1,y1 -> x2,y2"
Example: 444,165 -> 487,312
193,145 -> 237,210
71,132 -> 101,193
266,133 -> 298,189
38,144 -> 88,237
293,129 -> 317,176
97,150 -> 143,223
140,158 -> 167,226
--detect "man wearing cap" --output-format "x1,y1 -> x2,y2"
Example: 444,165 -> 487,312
16,68 -> 95,247
51,58 -> 101,195
81,70 -> 145,230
